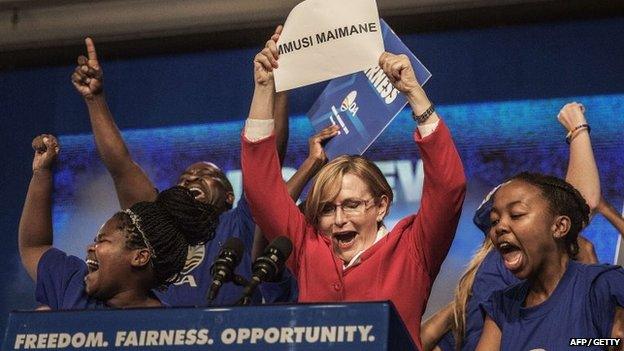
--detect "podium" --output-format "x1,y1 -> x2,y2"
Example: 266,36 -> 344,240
3,302 -> 416,350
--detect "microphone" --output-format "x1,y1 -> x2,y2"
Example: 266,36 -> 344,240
206,237 -> 244,304
238,236 -> 293,305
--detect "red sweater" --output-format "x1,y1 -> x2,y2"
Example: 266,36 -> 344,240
241,120 -> 466,349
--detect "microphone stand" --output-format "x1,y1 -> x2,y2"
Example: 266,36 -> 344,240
236,276 -> 261,306
206,274 -> 249,306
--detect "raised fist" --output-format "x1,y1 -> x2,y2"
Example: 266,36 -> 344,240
379,52 -> 421,95
31,134 -> 59,172
71,37 -> 103,99
557,102 -> 587,132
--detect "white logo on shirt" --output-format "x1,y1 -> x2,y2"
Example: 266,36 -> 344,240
172,244 -> 205,287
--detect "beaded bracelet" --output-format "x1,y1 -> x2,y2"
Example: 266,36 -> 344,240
565,124 -> 591,144
412,104 -> 435,124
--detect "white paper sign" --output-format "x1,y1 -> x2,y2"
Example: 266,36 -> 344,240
273,0 -> 384,92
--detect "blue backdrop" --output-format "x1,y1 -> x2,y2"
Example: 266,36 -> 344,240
1,17 -> 623,341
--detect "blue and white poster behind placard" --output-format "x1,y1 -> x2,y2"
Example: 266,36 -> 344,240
306,19 -> 432,159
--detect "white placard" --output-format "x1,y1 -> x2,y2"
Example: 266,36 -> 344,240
273,0 -> 384,92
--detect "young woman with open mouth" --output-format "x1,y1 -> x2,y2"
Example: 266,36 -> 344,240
476,173 -> 624,350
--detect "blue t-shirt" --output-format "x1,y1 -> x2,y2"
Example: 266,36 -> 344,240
482,260 -> 624,351
36,247 -> 108,309
438,250 -> 519,351
154,196 -> 298,306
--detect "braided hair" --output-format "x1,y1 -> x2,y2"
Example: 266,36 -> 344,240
510,172 -> 590,258
116,186 -> 220,289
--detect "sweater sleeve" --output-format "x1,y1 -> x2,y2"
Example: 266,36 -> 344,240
408,119 -> 466,279
241,132 -> 311,272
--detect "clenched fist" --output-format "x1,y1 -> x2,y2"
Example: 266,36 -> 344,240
31,134 -> 59,172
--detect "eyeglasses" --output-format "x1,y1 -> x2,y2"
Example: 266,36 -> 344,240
319,198 -> 376,218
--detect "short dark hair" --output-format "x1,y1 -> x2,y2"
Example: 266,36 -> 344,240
510,172 -> 590,258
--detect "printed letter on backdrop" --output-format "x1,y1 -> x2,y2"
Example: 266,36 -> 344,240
273,0 -> 383,92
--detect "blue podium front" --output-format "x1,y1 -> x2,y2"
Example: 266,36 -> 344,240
3,302 -> 416,350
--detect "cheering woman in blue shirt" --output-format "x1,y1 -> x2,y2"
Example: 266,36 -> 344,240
19,134 -> 219,309
476,172 -> 624,351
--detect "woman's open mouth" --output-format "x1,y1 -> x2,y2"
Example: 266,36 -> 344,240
498,241 -> 524,272
333,231 -> 358,250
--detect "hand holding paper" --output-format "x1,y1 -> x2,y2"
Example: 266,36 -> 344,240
305,20 -> 433,159
249,27 -> 284,122
273,0 -> 383,91
254,26 -> 283,87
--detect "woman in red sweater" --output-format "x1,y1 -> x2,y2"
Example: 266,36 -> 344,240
241,29 -> 466,349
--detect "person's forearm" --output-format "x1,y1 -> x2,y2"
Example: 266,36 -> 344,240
85,94 -> 134,175
566,131 -> 600,210
407,89 -> 439,127
421,302 -> 455,351
273,91 -> 289,164
599,200 -> 624,237
248,84 -> 275,122
286,157 -> 324,200
414,119 -> 466,276
18,170 -> 54,278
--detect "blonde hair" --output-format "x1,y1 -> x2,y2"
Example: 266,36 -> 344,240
452,239 -> 494,350
304,155 -> 393,227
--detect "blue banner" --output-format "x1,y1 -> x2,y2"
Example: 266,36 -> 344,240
3,302 -> 415,350
306,19 -> 432,159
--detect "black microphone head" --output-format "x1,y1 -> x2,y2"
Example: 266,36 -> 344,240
252,236 -> 293,281
222,237 -> 244,263
210,237 -> 244,276
266,236 -> 293,261
207,236 -> 245,303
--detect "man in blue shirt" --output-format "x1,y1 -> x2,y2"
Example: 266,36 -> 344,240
71,34 -> 294,306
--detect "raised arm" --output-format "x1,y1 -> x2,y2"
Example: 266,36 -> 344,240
71,38 -> 156,209
274,91 -> 289,163
19,135 -> 59,280
242,26 -> 335,266
251,28 -> 288,260
559,102 -> 600,211
420,302 -> 455,351
597,197 -> 624,238
379,52 -> 467,277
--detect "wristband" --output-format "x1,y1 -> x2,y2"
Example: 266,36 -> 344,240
412,104 -> 435,124
566,124 -> 590,144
